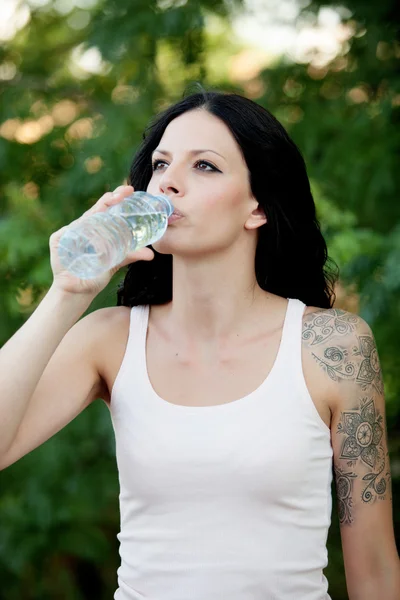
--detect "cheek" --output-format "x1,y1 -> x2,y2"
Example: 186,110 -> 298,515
195,192 -> 249,244
146,179 -> 158,195
199,184 -> 246,215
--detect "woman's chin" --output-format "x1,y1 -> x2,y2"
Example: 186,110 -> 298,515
151,237 -> 179,255
152,238 -> 202,257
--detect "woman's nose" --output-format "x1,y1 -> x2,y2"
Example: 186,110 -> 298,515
160,181 -> 179,195
159,167 -> 183,197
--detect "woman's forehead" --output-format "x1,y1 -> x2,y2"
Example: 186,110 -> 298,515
158,110 -> 243,160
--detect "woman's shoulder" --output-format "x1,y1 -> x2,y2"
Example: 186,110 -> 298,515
85,305 -> 133,361
301,303 -> 371,356
88,305 -> 136,404
300,304 -> 374,418
302,304 -> 369,332
84,305 -> 132,341
92,304 -> 132,323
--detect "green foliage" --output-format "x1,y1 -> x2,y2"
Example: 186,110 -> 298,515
0,0 -> 399,598
0,401 -> 119,599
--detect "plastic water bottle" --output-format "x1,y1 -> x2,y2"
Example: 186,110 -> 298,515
57,191 -> 173,279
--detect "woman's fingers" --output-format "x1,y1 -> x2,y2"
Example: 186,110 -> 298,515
118,246 -> 155,269
83,185 -> 134,217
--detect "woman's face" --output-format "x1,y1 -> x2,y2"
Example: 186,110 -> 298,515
146,109 -> 265,256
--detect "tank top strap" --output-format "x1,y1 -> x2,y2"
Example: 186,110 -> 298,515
276,297 -> 307,374
126,304 -> 149,365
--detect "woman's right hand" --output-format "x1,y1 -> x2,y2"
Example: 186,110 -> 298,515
49,185 -> 155,298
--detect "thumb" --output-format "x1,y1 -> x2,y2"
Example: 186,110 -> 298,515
120,247 -> 155,267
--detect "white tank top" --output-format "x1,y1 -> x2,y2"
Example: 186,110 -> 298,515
109,298 -> 333,600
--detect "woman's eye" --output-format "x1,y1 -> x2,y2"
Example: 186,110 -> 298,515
195,160 -> 217,171
151,159 -> 219,172
151,160 -> 167,171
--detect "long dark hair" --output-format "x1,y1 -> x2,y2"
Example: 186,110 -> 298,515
117,89 -> 338,309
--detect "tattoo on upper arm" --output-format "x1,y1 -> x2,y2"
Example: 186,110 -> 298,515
334,466 -> 357,525
302,309 -> 391,525
302,309 -> 383,394
334,399 -> 389,524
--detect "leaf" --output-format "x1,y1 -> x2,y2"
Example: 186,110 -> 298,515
362,473 -> 376,481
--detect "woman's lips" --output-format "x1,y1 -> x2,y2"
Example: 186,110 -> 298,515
168,208 -> 184,224
168,213 -> 184,224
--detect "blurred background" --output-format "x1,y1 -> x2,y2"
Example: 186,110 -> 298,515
0,0 -> 399,597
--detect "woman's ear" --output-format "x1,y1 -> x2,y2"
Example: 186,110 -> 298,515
244,204 -> 267,230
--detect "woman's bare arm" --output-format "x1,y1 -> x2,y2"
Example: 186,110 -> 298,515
302,307 -> 400,599
0,284 -> 96,465
0,185 -> 155,470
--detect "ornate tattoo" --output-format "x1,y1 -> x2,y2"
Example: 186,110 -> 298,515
334,466 -> 356,525
302,308 -> 390,526
302,309 -> 384,395
337,398 -> 388,515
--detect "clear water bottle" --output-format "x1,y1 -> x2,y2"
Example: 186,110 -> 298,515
57,191 -> 173,279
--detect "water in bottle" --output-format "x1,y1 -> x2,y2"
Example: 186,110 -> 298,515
57,191 -> 173,279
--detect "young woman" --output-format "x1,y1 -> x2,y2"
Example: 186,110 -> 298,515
0,90 -> 399,599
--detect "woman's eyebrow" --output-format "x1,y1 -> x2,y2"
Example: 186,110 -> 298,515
152,148 -> 226,161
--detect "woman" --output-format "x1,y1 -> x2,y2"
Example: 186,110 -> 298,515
0,90 -> 399,599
